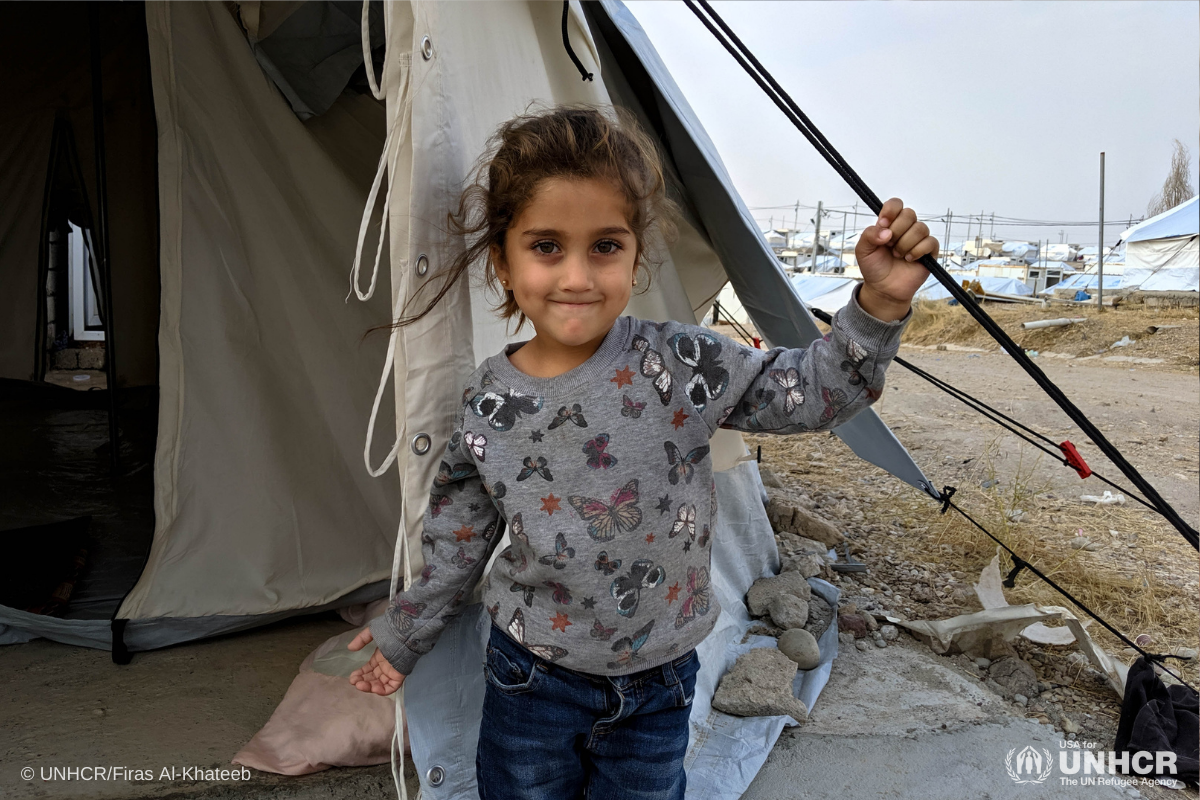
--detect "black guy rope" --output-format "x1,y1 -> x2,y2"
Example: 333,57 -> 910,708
562,1 -> 594,81
805,305 -> 1163,518
683,0 -> 1198,550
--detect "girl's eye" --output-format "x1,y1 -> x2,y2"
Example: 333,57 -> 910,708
532,240 -> 559,255
595,239 -> 622,255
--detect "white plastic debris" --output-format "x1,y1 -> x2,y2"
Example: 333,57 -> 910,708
1109,335 -> 1134,349
1080,490 -> 1125,505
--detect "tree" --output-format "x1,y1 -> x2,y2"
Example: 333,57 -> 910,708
1146,139 -> 1195,217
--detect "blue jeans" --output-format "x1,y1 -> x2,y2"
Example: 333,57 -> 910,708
476,623 -> 700,800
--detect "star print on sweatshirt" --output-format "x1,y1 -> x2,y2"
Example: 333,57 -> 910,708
369,286 -> 909,676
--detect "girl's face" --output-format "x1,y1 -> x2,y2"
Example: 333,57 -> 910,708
493,177 -> 638,350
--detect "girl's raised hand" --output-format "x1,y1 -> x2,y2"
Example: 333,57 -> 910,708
854,197 -> 937,321
347,627 -> 405,696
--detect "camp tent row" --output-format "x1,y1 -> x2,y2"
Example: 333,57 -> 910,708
1,2 -> 934,795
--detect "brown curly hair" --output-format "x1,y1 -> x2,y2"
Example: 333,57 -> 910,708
397,103 -> 679,331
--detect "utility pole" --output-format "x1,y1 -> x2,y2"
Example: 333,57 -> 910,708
852,202 -> 858,242
990,212 -> 994,238
839,210 -> 847,271
1097,152 -> 1105,311
945,209 -> 952,260
793,201 -> 799,249
811,201 -> 823,273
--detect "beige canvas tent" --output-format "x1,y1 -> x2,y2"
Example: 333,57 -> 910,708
1,0 -> 930,661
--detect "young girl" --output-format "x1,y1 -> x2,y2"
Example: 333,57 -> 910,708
348,105 -> 937,799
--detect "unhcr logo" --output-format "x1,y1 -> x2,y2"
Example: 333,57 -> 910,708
1005,742 -> 1181,787
1005,746 -> 1053,784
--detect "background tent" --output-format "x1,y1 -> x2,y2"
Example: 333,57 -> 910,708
1120,197 -> 1199,290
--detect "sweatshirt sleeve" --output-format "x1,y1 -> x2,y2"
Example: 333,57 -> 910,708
367,410 -> 503,676
643,284 -> 909,436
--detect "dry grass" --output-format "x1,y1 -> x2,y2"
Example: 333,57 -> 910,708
749,430 -> 1200,686
903,299 -> 1200,370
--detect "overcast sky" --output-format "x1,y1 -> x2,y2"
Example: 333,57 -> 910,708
628,1 -> 1199,248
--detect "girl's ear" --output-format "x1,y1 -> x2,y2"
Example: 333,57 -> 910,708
490,243 -> 510,288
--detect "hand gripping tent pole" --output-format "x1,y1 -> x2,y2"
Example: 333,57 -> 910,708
681,0 -> 1197,550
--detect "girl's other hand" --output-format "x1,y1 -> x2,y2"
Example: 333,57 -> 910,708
348,627 -> 406,696
855,197 -> 937,321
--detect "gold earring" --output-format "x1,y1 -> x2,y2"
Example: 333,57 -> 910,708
632,274 -> 638,287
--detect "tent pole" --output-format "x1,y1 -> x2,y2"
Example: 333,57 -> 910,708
1097,152 -> 1105,312
89,5 -> 120,472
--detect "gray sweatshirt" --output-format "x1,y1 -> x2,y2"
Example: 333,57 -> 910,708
370,287 -> 908,676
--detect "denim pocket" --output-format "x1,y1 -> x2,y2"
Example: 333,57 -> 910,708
484,629 -> 541,695
669,650 -> 701,708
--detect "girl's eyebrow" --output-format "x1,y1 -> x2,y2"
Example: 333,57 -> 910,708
520,226 -> 632,238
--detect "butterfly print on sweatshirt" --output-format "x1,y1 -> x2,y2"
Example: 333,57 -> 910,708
631,335 -> 673,405
607,620 -> 655,670
429,493 -> 452,518
664,441 -> 709,486
543,581 -> 572,605
594,551 -> 621,576
740,387 -> 776,430
674,566 -> 711,629
517,456 -> 553,482
620,395 -> 646,419
435,460 -> 476,491
392,600 -> 426,633
820,387 -> 848,423
548,403 -> 588,430
590,618 -> 617,641
507,608 -> 568,661
469,375 -> 542,431
610,559 -> 666,618
510,581 -> 535,607
669,503 -> 696,543
568,479 -> 642,542
768,367 -> 807,414
463,431 -> 487,461
537,532 -> 576,570
582,434 -> 617,470
669,332 -> 730,411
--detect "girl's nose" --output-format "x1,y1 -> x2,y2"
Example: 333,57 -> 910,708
559,251 -> 594,291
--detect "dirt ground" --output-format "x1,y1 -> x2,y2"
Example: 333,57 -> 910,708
3,302 -> 1196,800
744,332 -> 1200,780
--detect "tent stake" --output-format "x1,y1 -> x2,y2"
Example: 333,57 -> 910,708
89,5 -> 120,473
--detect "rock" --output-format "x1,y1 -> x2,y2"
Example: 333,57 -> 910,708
988,657 -> 1038,700
874,638 -> 887,648
766,498 -> 844,546
838,632 -> 855,647
1174,647 -> 1198,660
1069,537 -> 1091,550
781,552 -> 824,579
1061,717 -> 1080,734
804,594 -> 834,640
880,624 -> 898,642
768,594 -> 810,630
746,572 -> 811,617
759,466 -> 784,488
975,657 -> 992,670
77,347 -> 105,370
863,613 -> 879,632
778,629 -> 821,670
54,349 -> 78,369
855,639 -> 872,652
837,613 -> 868,639
712,648 -> 807,722
1014,693 -> 1029,707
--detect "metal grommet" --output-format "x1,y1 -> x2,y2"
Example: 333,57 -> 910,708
426,765 -> 445,786
415,253 -> 429,276
421,35 -> 433,61
411,433 -> 432,456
